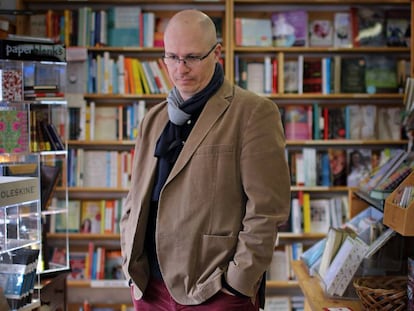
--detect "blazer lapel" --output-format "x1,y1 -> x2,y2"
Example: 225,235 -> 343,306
166,81 -> 234,184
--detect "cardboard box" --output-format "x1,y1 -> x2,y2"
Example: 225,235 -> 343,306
383,170 -> 414,236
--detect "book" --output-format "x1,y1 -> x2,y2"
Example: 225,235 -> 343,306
376,107 -> 402,140
385,9 -> 410,47
352,7 -> 386,47
318,227 -> 355,280
246,62 -> 264,93
347,105 -> 377,140
333,12 -> 352,47
365,56 -> 398,94
107,6 -> 141,47
68,252 -> 87,280
302,192 -> 311,233
283,59 -> 300,93
322,235 -> 369,296
346,149 -> 371,187
359,149 -> 407,193
105,250 -> 125,280
1,68 -> 23,101
283,105 -> 312,140
40,164 -> 61,210
369,153 -> 414,199
80,200 -> 103,234
323,107 -> 346,139
328,148 -> 347,186
300,238 -> 326,276
271,10 -> 308,47
302,58 -> 322,93
93,106 -> 118,141
54,199 -> 81,233
340,57 -> 366,93
308,12 -> 333,47
153,16 -> 170,47
234,17 -> 272,47
0,107 -> 29,153
310,199 -> 331,234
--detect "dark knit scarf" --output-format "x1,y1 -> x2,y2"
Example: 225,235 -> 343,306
151,63 -> 224,200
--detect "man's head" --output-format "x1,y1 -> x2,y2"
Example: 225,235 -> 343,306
163,10 -> 221,100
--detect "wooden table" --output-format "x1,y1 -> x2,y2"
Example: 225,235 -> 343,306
291,260 -> 363,311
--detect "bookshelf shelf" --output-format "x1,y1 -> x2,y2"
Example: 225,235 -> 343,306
67,140 -> 135,148
287,140 -> 407,147
234,46 -> 410,53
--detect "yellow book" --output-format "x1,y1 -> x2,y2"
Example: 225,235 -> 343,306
302,192 -> 311,233
130,58 -> 144,95
136,59 -> 151,94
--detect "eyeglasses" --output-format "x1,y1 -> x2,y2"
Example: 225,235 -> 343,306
163,43 -> 218,67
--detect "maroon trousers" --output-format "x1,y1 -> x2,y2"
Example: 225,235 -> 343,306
130,278 -> 259,311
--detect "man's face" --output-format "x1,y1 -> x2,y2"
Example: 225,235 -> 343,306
163,38 -> 220,100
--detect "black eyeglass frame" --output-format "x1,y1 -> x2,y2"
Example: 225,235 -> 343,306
163,43 -> 218,66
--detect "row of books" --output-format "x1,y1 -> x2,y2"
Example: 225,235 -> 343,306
51,199 -> 124,235
68,149 -> 133,189
30,7 -> 223,48
289,194 -> 348,235
282,104 -> 402,141
235,54 -> 408,96
68,100 -> 146,141
88,53 -> 173,95
289,147 -> 404,188
236,7 -> 409,48
30,110 -> 65,152
68,243 -> 125,281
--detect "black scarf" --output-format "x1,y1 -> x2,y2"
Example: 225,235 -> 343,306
152,63 -> 224,200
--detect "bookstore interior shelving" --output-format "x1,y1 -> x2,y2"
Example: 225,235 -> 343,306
9,0 -> 414,310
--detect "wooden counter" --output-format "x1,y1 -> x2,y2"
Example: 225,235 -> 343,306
291,260 -> 363,311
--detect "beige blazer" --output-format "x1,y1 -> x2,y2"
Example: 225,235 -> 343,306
120,79 -> 291,305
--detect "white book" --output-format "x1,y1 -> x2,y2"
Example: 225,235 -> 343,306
333,12 -> 352,47
143,12 -> 155,47
247,62 -> 264,94
291,198 -> 302,234
264,56 -> 272,94
303,148 -> 316,186
310,199 -> 331,233
117,54 -> 125,95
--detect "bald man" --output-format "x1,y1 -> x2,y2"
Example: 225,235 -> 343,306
120,9 -> 290,311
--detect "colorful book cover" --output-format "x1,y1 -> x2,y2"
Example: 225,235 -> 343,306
271,10 -> 308,47
107,6 -> 141,47
80,200 -> 103,234
309,19 -> 333,47
328,148 -> 347,186
235,17 -> 272,47
68,252 -> 87,280
333,12 -> 352,47
0,108 -> 29,153
340,57 -> 366,93
283,105 -> 312,140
